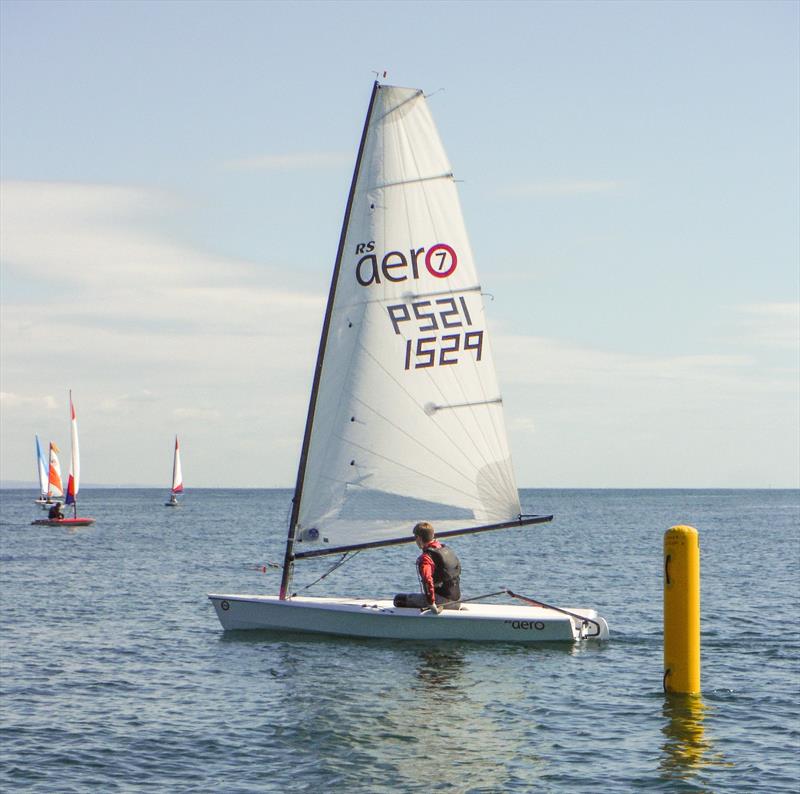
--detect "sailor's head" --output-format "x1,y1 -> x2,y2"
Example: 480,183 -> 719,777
56,501 -> 62,507
413,521 -> 435,546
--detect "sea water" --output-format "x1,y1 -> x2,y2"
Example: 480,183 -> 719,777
1,488 -> 798,792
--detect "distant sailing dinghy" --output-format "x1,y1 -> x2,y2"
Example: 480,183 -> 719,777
165,436 -> 184,506
32,393 -> 95,527
209,82 -> 608,642
34,434 -> 52,507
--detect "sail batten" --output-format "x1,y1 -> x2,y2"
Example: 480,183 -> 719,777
289,84 -> 522,558
374,172 -> 453,191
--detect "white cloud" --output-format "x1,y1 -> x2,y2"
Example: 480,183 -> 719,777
494,332 -> 799,487
736,302 -> 800,350
0,392 -> 59,411
0,179 -> 324,486
222,151 -> 351,171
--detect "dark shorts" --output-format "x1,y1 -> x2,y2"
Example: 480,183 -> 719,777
393,593 -> 461,610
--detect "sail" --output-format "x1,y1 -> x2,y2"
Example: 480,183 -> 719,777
294,85 -> 521,554
171,436 -> 183,494
48,443 -> 63,498
35,435 -> 48,496
65,392 -> 80,506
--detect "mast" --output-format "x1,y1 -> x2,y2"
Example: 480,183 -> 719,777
279,80 -> 381,599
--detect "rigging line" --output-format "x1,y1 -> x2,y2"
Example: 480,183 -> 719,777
293,551 -> 361,595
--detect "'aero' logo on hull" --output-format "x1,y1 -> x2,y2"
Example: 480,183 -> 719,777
354,242 -> 458,286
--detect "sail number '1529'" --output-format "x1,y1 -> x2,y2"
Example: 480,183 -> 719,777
386,296 -> 484,370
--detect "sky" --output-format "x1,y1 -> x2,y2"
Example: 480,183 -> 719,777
1,0 -> 798,489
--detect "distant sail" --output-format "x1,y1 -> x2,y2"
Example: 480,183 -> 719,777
171,436 -> 184,494
35,435 -> 48,497
65,392 -> 80,507
48,442 -> 63,498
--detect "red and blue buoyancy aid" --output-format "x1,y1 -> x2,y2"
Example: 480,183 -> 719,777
417,541 -> 461,603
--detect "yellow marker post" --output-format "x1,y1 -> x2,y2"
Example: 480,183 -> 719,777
663,525 -> 701,694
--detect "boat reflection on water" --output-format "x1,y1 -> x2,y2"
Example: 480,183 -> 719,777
414,647 -> 466,693
659,693 -> 731,783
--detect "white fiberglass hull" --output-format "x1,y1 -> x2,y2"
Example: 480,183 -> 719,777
208,594 -> 609,643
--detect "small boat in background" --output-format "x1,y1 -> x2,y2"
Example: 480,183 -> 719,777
33,392 -> 95,527
33,434 -> 51,506
31,517 -> 97,528
165,436 -> 183,506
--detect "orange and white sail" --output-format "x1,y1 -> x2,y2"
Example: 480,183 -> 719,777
48,442 -> 63,498
171,436 -> 184,494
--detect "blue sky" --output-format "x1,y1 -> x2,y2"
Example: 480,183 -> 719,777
1,0 -> 798,488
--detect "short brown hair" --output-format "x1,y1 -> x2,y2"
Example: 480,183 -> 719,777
413,522 -> 435,543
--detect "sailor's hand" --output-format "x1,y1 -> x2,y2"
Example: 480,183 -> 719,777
430,603 -> 442,615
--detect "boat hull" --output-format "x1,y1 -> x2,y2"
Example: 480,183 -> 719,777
208,594 -> 609,642
31,518 -> 96,527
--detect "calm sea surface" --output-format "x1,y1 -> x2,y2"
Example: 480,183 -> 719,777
1,488 -> 798,792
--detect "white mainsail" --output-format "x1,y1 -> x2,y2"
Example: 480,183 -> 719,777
35,435 -> 48,497
293,85 -> 520,555
171,436 -> 183,494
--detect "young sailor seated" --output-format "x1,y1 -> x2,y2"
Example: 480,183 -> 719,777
48,501 -> 64,520
393,521 -> 462,613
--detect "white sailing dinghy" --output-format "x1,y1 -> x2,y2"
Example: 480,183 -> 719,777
209,82 -> 608,642
34,434 -> 51,506
165,436 -> 183,506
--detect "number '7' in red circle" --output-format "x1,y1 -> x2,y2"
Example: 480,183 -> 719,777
425,244 -> 458,278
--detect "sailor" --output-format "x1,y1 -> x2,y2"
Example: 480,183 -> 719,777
48,501 -> 64,520
393,522 -> 461,613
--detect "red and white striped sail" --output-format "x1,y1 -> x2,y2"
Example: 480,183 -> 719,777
171,436 -> 184,494
48,442 -> 63,498
65,392 -> 80,507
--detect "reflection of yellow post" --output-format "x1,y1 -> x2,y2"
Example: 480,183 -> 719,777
664,525 -> 700,694
661,693 -> 707,774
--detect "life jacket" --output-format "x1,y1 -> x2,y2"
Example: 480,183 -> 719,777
424,543 -> 461,601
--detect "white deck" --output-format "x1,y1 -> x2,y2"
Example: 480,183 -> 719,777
208,594 -> 609,642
